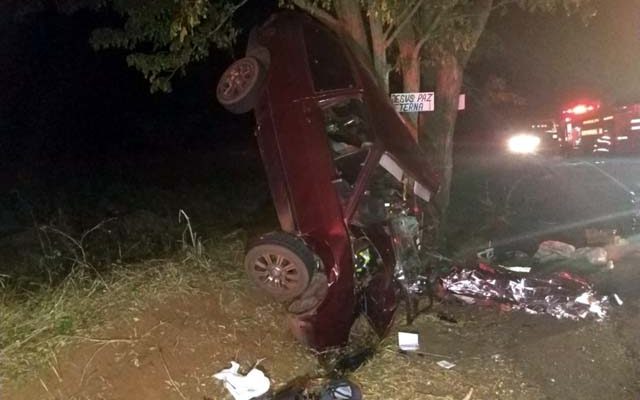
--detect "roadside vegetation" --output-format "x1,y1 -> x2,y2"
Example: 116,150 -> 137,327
0,165 -> 269,383
0,152 -> 489,387
0,155 -> 530,384
3,160 -> 640,399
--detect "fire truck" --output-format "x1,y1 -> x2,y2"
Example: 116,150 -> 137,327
511,101 -> 640,156
560,101 -> 640,156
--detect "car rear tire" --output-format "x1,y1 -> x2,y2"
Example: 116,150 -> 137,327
216,56 -> 265,114
246,27 -> 271,67
244,232 -> 316,302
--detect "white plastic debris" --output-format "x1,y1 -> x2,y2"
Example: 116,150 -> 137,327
585,228 -> 619,246
398,331 -> 420,351
534,241 -> 575,263
573,247 -> 608,266
613,293 -> 624,305
476,246 -> 495,261
213,361 -> 270,400
499,265 -> 531,273
436,360 -> 456,369
575,292 -> 607,320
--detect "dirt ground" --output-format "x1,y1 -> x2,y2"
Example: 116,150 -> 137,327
5,257 -> 640,400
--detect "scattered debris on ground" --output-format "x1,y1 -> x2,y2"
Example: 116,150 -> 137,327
214,361 -> 270,400
440,262 -> 611,320
5,234 -> 640,400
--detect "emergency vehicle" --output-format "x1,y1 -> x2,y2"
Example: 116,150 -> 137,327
560,101 -> 640,156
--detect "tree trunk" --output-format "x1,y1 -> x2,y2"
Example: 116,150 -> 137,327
295,0 -> 375,77
422,52 -> 463,219
397,26 -> 419,129
420,0 -> 493,242
368,13 -> 389,91
334,0 -> 370,61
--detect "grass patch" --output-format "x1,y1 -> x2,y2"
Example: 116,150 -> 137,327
0,231 -> 246,384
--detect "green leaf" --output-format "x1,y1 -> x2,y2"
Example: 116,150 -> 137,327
92,0 -> 246,93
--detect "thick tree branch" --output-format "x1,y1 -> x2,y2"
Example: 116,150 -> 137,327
411,4 -> 452,60
452,0 -> 514,21
205,0 -> 248,40
334,0 -> 371,60
292,0 -> 340,30
458,0 -> 493,66
369,10 -> 389,90
384,0 -> 424,47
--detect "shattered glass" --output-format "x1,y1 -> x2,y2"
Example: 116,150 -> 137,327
440,263 -> 610,320
389,215 -> 429,295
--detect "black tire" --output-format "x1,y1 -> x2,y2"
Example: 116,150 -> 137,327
246,27 -> 271,67
216,56 -> 266,114
244,232 -> 317,302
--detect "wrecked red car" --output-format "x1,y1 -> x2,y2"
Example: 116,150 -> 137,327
216,11 -> 439,350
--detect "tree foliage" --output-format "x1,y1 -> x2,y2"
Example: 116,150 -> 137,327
413,0 -> 594,219
85,0 -> 594,225
287,0 -> 428,90
90,0 -> 247,92
3,0 -> 103,18
288,0 -> 594,236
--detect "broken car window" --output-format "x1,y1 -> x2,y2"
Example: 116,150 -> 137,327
323,98 -> 370,155
355,156 -> 426,293
355,158 -> 404,225
379,153 -> 431,203
321,98 -> 373,200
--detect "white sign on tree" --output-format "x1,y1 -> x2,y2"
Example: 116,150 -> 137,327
390,92 -> 434,112
391,93 -> 466,112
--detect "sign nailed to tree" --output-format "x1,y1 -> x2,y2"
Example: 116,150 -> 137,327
391,93 -> 466,112
391,92 -> 434,112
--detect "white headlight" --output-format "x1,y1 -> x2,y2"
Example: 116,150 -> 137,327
507,133 -> 541,154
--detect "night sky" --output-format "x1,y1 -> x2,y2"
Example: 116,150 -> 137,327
0,0 -> 638,189
488,0 -> 640,114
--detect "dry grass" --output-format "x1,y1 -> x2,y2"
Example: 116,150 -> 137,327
350,318 -> 545,400
0,230 -> 246,384
0,217 -> 551,400
2,229 -> 532,399
1,221 -> 549,400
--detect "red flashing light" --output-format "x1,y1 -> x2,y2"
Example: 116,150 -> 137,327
563,104 -> 596,115
562,101 -> 601,116
574,105 -> 591,114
